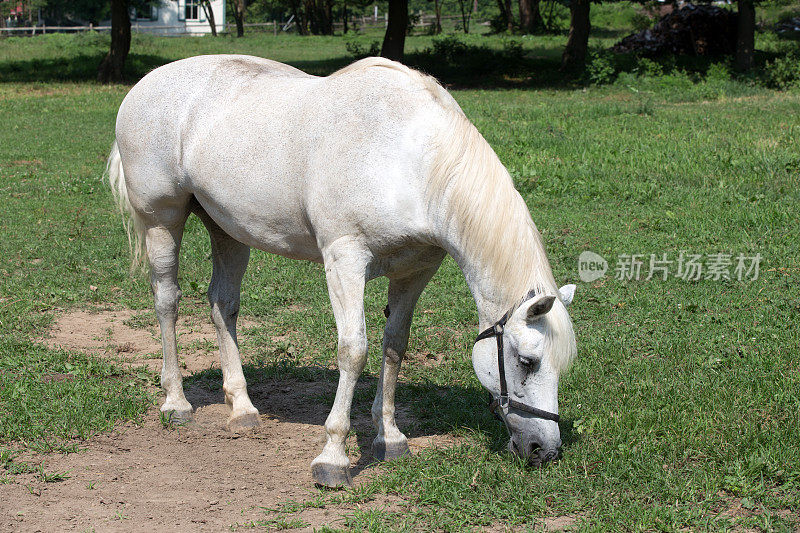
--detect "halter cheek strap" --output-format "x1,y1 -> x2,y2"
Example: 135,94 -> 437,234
475,310 -> 560,426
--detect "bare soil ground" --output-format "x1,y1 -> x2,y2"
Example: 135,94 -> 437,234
1,309 -> 461,532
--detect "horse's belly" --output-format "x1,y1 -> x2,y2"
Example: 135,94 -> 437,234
192,188 -> 323,263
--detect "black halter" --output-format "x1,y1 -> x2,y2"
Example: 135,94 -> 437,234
475,307 -> 560,425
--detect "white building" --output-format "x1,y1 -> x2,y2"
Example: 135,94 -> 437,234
131,0 -> 226,35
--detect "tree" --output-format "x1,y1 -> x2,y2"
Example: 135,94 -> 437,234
430,0 -> 443,34
456,0 -> 474,32
230,0 -> 246,36
561,0 -> 590,71
518,0 -> 543,33
735,0 -> 755,71
495,0 -> 513,32
303,0 -> 333,35
381,0 -> 408,61
200,0 -> 218,35
97,0 -> 131,83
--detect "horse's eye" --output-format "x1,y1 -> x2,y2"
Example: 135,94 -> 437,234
519,355 -> 541,371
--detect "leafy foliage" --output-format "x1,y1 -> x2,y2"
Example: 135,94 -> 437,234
765,52 -> 800,88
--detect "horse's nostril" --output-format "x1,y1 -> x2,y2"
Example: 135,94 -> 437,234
528,442 -> 542,457
511,439 -> 521,454
542,449 -> 559,463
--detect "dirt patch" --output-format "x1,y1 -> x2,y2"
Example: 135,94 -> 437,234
41,308 -> 261,375
0,389 -> 421,532
2,309 -> 461,531
543,515 -> 578,531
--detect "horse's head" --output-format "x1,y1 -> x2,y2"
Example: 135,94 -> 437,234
472,284 -> 576,466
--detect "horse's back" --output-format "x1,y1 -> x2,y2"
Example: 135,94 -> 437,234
114,56 -> 313,215
115,55 -> 452,265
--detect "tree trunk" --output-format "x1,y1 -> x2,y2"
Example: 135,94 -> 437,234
343,0 -> 348,34
230,0 -> 245,37
519,0 -> 543,33
532,0 -> 542,30
324,0 -> 334,34
561,0 -> 590,71
735,0 -> 755,72
201,0 -> 217,36
288,0 -> 308,35
496,0 -> 510,31
543,0 -> 556,31
381,0 -> 408,62
97,0 -> 130,84
504,0 -> 513,31
306,0 -> 331,35
458,0 -> 472,33
433,0 -> 442,34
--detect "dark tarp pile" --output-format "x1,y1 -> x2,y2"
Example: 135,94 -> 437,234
612,4 -> 738,56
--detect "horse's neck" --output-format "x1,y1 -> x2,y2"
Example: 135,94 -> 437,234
445,224 -> 541,330
462,264 -> 511,329
426,114 -> 557,329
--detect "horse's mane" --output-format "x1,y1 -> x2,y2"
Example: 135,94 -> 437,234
427,101 -> 577,372
333,57 -> 576,371
428,111 -> 557,301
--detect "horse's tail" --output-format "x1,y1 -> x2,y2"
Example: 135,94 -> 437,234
106,140 -> 148,274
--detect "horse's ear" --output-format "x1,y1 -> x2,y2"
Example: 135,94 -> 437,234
523,294 -> 556,322
559,284 -> 576,307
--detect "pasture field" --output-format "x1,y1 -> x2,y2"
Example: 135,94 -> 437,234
1,30 -> 799,531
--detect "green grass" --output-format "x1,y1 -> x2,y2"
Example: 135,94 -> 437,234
1,30 -> 799,531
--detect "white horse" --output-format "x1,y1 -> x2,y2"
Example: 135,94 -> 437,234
107,55 -> 577,487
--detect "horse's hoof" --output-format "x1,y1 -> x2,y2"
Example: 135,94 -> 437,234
160,407 -> 193,425
311,462 -> 352,488
226,411 -> 261,433
372,437 -> 410,461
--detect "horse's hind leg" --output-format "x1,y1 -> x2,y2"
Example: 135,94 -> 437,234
196,209 -> 260,432
371,264 -> 441,461
147,221 -> 193,423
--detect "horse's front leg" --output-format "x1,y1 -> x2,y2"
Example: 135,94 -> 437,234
372,265 -> 440,460
311,238 -> 370,488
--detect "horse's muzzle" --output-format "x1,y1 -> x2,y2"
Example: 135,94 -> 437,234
509,438 -> 561,466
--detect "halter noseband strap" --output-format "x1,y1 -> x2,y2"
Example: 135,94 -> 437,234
475,305 -> 560,426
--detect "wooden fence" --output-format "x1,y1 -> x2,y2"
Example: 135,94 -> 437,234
0,15 -> 468,35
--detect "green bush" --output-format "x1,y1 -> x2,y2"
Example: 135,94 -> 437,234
635,57 -> 664,77
407,34 -> 528,81
586,48 -> 617,84
630,12 -> 654,31
765,54 -> 800,89
501,39 -> 525,63
705,61 -> 732,81
344,39 -> 381,60
431,34 -> 471,62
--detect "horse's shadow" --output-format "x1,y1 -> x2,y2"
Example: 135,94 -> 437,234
182,360 -> 579,477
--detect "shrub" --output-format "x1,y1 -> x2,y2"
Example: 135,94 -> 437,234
345,39 -> 381,60
705,61 -> 732,82
431,34 -> 470,62
501,39 -> 525,63
635,57 -> 664,77
765,54 -> 800,89
586,49 -> 617,85
406,34 -> 531,83
631,12 -> 653,31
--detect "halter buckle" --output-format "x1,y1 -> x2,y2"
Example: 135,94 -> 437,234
498,394 -> 509,410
